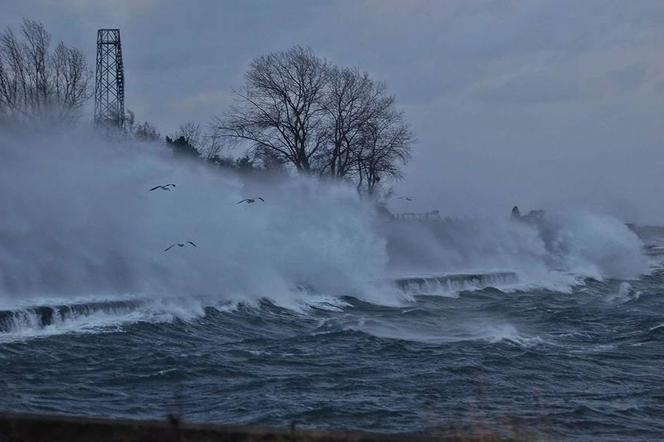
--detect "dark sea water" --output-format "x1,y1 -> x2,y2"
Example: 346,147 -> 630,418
1,269 -> 663,441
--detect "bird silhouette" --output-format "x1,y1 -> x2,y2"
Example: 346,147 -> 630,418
236,197 -> 264,204
149,184 -> 176,192
397,196 -> 414,201
164,241 -> 197,252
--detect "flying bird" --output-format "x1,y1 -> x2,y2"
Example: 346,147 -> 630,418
149,184 -> 176,192
164,241 -> 197,252
236,197 -> 264,204
397,196 -> 414,201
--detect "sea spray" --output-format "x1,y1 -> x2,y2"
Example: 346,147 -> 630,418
0,125 -> 650,320
382,210 -> 648,289
0,126 -> 391,309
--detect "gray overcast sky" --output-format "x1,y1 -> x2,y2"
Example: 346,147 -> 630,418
2,0 -> 664,223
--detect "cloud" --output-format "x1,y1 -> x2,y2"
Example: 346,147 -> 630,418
477,65 -> 581,104
171,90 -> 232,111
3,1 -> 664,222
55,0 -> 157,17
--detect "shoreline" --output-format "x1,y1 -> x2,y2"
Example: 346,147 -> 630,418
0,411 -> 509,441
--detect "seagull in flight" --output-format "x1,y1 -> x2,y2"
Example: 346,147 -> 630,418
164,241 -> 197,252
149,184 -> 176,192
236,197 -> 264,204
397,196 -> 414,201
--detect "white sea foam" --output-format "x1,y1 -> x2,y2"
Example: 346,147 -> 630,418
0,306 -> 167,343
0,126 -> 389,309
604,282 -> 642,304
335,315 -> 544,346
0,125 -> 652,339
383,211 -> 648,291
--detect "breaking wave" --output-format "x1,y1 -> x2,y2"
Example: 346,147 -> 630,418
0,126 -> 652,339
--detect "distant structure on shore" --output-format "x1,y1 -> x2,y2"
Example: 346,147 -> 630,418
395,210 -> 441,221
94,29 -> 125,128
511,205 -> 545,223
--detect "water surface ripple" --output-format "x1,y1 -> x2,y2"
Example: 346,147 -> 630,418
2,273 -> 664,440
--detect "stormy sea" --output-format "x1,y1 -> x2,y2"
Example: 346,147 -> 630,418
1,129 -> 663,440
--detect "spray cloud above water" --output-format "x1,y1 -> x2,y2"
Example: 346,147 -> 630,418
0,126 -> 389,307
0,125 -> 651,311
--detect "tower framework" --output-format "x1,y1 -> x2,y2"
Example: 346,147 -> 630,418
94,29 -> 125,127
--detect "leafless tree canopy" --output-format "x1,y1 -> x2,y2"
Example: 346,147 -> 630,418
216,47 -> 329,172
175,121 -> 203,151
215,46 -> 412,193
0,19 -> 91,124
169,120 -> 232,160
133,121 -> 160,142
356,109 -> 412,194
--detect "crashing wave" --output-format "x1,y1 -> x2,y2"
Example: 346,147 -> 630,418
393,271 -> 518,294
0,300 -> 142,333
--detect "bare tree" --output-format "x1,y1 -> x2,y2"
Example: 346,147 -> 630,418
0,19 -> 90,123
320,67 -> 394,179
356,108 -> 412,195
171,120 -> 230,160
166,121 -> 203,158
175,121 -> 202,151
133,121 -> 160,142
214,46 -> 329,172
213,46 -> 413,191
200,129 -> 224,160
124,109 -> 135,132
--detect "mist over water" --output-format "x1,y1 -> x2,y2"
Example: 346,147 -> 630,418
0,125 -> 651,313
0,126 -> 392,309
384,211 -> 648,288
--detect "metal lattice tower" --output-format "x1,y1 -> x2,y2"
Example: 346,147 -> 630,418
94,29 -> 125,128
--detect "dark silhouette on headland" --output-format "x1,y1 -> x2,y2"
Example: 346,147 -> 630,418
511,205 -> 545,223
